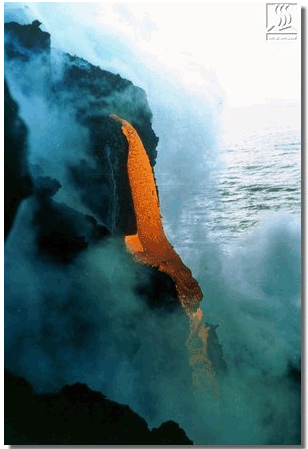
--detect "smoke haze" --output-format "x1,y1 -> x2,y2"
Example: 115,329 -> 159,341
4,3 -> 301,445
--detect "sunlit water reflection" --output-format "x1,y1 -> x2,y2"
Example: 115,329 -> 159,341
155,101 -> 300,257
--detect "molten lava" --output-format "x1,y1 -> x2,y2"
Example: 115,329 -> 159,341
110,114 -> 219,399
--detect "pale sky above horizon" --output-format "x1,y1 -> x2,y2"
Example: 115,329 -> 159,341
93,2 -> 301,107
5,2 -> 301,108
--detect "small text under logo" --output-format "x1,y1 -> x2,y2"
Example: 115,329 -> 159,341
266,3 -> 298,41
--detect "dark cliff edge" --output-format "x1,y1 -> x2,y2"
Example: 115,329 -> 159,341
5,370 -> 193,445
4,79 -> 33,239
4,20 -> 227,445
4,19 -> 158,237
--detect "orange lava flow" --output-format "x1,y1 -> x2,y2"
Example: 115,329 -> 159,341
186,308 -> 220,400
110,114 -> 219,399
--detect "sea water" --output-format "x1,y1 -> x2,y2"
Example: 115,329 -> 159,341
156,100 -> 300,256
152,100 -> 301,444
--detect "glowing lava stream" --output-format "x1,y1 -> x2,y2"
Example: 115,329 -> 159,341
110,114 -> 220,399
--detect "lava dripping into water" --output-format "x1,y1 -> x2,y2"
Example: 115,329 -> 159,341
110,114 -> 220,400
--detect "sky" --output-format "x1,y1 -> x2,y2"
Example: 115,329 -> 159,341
92,1 -> 301,107
4,2 -> 301,107
3,2 -> 303,445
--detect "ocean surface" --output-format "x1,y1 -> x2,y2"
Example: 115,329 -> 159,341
155,101 -> 301,256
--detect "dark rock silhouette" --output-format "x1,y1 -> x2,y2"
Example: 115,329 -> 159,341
5,20 -> 49,53
5,20 -> 158,236
5,370 -> 193,445
4,20 -> 50,60
4,19 -> 228,445
33,196 -> 110,264
207,324 -> 228,375
4,79 -> 33,240
33,175 -> 62,197
151,420 -> 194,445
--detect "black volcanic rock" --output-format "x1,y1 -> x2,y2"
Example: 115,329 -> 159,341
4,20 -> 228,446
4,20 -> 159,236
53,51 -> 158,165
5,370 -> 194,445
4,20 -> 50,56
4,79 -> 33,240
59,61 -> 159,235
207,324 -> 228,375
151,420 -> 194,445
4,19 -> 228,370
32,196 -> 110,264
135,265 -> 182,312
288,361 -> 301,385
33,175 -> 62,197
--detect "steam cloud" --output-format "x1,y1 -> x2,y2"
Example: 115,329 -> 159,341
4,3 -> 300,445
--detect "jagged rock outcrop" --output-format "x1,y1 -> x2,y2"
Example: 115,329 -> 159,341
4,19 -> 228,445
5,20 -> 158,236
5,20 -> 50,56
4,79 -> 32,239
3,20 -> 187,310
151,420 -> 195,445
5,370 -> 193,445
